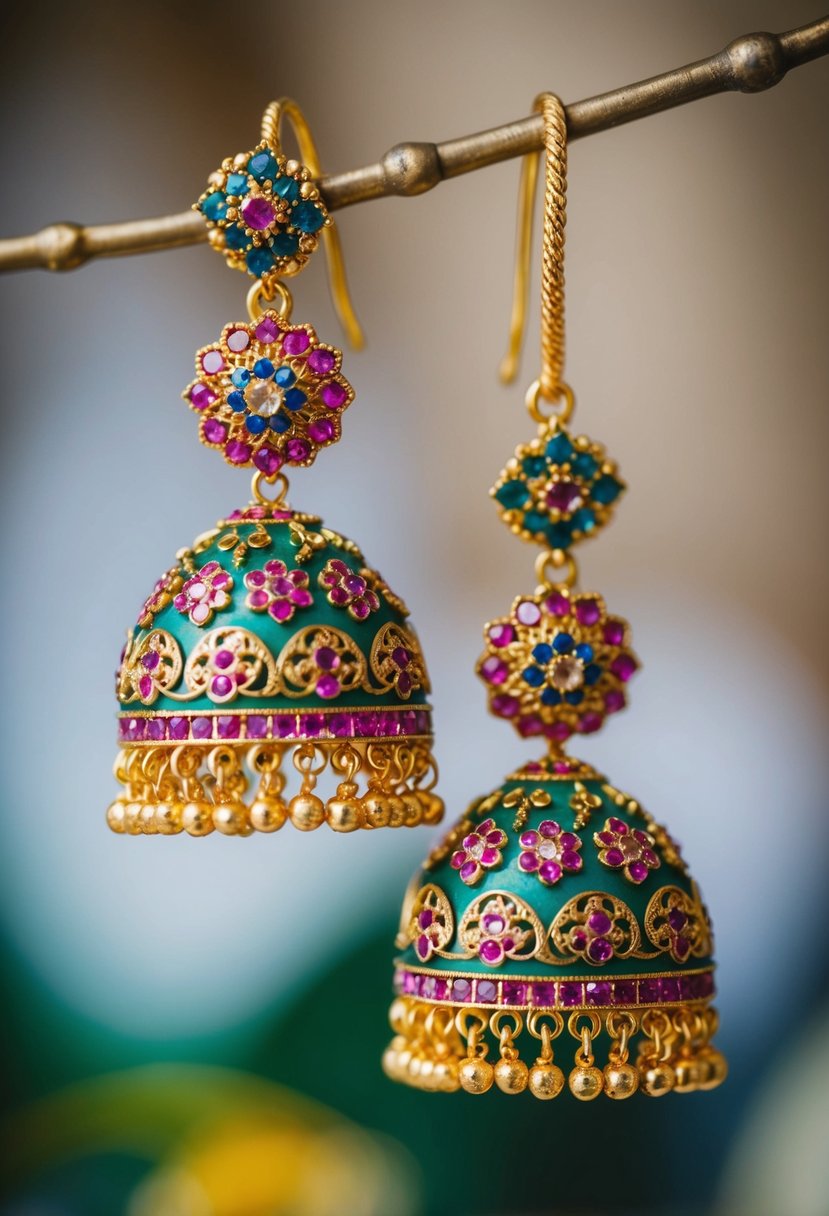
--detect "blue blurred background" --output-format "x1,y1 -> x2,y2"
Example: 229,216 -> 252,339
1,1 -> 828,1213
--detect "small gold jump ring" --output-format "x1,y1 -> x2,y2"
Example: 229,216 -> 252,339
246,277 -> 293,322
525,378 -> 575,425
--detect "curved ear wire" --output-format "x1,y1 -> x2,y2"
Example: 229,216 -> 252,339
499,142 -> 541,385
261,98 -> 365,351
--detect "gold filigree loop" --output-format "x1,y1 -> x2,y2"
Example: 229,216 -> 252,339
276,624 -> 368,698
542,890 -> 654,966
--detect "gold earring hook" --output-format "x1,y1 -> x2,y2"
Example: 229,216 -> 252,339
261,98 -> 365,351
499,93 -> 567,401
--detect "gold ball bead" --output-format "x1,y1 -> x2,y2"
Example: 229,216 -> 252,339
326,797 -> 363,832
156,803 -> 183,835
388,999 -> 408,1031
288,792 -> 326,831
382,1045 -> 400,1080
182,801 -> 215,836
212,803 -> 247,835
422,792 -> 445,825
106,801 -> 127,833
124,802 -> 143,835
528,1062 -> 565,1100
416,1056 -> 435,1087
385,795 -> 407,828
249,796 -> 287,833
604,1062 -> 639,1099
361,792 -> 390,828
569,1064 -> 604,1101
494,1056 -> 529,1095
673,1055 -> 701,1093
699,1048 -> 728,1089
459,1057 -> 494,1095
395,1047 -> 412,1075
432,1058 -> 460,1092
139,804 -> 159,834
640,1061 -> 676,1097
401,792 -> 423,827
407,1053 -> 423,1079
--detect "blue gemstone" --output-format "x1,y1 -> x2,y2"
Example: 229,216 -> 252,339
269,413 -> 291,433
274,365 -> 296,387
546,431 -> 574,464
248,150 -> 278,182
227,391 -> 247,412
522,454 -> 547,479
246,246 -> 275,276
271,230 -> 300,255
274,174 -> 302,202
523,510 -> 546,534
572,451 -> 598,478
284,387 -> 307,411
552,633 -> 573,654
565,690 -> 584,706
495,479 -> 529,510
245,414 -> 267,434
546,521 -> 573,550
201,191 -> 228,222
584,663 -> 602,686
574,643 -> 594,662
532,643 -> 553,664
226,172 -> 249,196
522,666 -> 545,687
592,474 -> 624,505
254,358 -> 275,379
231,368 -> 251,388
571,506 -> 597,533
541,688 -> 562,706
224,224 -> 249,252
291,200 -> 326,233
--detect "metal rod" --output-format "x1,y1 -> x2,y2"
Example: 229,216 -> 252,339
1,17 -> 826,275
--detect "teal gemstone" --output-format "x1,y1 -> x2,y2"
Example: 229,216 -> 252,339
271,231 -> 300,256
545,431 -> 574,464
571,506 -> 597,533
523,510 -> 546,534
224,224 -> 249,252
226,172 -> 249,196
246,246 -> 275,276
291,201 -> 326,233
521,454 -> 547,479
495,480 -> 530,510
572,451 -> 599,479
248,150 -> 278,182
546,520 -> 573,549
201,191 -> 228,222
274,175 -> 302,202
592,473 -> 624,505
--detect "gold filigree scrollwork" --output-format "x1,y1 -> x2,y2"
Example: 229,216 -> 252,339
369,621 -> 430,699
457,890 -> 544,966
183,626 -> 278,704
644,883 -> 713,963
408,884 -> 455,962
276,624 -> 368,698
362,567 -> 409,617
542,890 -> 656,966
118,629 -> 183,705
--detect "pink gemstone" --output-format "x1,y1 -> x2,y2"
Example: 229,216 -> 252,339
191,717 -> 212,739
604,619 -> 625,645
316,674 -> 341,699
459,861 -> 478,882
308,417 -> 335,443
605,847 -> 625,868
480,655 -> 508,685
519,852 -> 539,872
561,849 -> 582,870
285,438 -> 310,462
283,329 -> 310,355
191,602 -> 211,625
452,979 -> 472,1002
227,329 -> 251,352
546,480 -> 582,511
608,817 -> 627,834
308,348 -> 336,374
628,860 -> 649,883
503,982 -> 527,1006
315,646 -> 340,670
225,440 -> 252,464
248,591 -> 269,611
480,846 -> 499,866
168,716 -> 190,740
553,759 -> 573,773
300,713 -> 326,737
211,674 -> 233,698
611,654 -> 637,682
214,649 -> 234,669
415,935 -> 431,961
559,982 -> 584,1007
588,910 -> 613,935
321,381 -> 347,409
138,675 -> 153,699
488,623 -> 514,648
142,651 -> 159,671
531,982 -> 556,1007
253,446 -> 282,477
217,715 -> 241,739
538,820 -> 559,837
587,938 -> 614,964
545,591 -> 570,616
585,981 -> 612,1005
190,383 -> 217,410
203,418 -> 228,444
397,672 -> 412,695
267,600 -> 292,622
516,600 -> 541,626
604,690 -> 626,713
575,598 -> 601,626
578,712 -> 603,734
201,349 -> 225,375
329,713 -> 354,738
120,718 -> 146,741
241,196 -> 277,230
539,860 -> 562,883
246,715 -> 269,739
544,722 -> 573,742
255,316 -> 280,344
520,831 -> 539,847
479,939 -> 504,965
517,715 -> 543,736
491,693 -> 520,717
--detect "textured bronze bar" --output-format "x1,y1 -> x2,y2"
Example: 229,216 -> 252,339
1,18 -> 826,274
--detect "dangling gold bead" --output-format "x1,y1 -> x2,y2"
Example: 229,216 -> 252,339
212,803 -> 247,835
528,1062 -> 565,1100
385,795 -> 407,828
432,1058 -> 460,1092
401,791 -> 423,826
673,1055 -> 700,1093
156,802 -> 184,835
106,801 -> 127,833
182,801 -> 215,836
459,1057 -> 494,1095
395,1045 -> 413,1075
698,1048 -> 728,1090
494,1056 -> 529,1094
417,791 -> 444,825
604,1061 -> 639,1099
407,1053 -> 424,1079
124,802 -> 143,834
289,792 -> 326,831
388,998 -> 408,1029
361,791 -> 391,828
326,796 -> 364,832
249,796 -> 288,833
417,1056 -> 435,1088
139,805 -> 159,834
640,1060 -> 676,1097
568,1064 -> 604,1100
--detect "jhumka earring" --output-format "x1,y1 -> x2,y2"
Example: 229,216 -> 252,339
107,100 -> 442,838
384,94 -> 726,1099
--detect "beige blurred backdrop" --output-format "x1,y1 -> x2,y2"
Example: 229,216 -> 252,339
0,3 -> 828,1208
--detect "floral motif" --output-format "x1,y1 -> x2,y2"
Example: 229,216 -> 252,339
118,630 -> 183,706
319,559 -> 380,621
197,141 -> 328,286
645,885 -> 713,962
184,627 -> 277,704
370,622 -> 429,699
137,567 -> 183,628
408,885 -> 454,962
641,812 -> 687,873
492,421 -> 625,550
458,893 -> 540,966
450,818 -> 507,885
477,588 -> 638,742
545,891 -> 647,965
244,559 -> 313,622
594,816 -> 661,885
277,625 -> 368,700
518,820 -> 583,885
184,311 -> 354,473
173,561 -> 234,627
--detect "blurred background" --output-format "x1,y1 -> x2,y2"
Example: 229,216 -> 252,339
1,1 -> 828,1213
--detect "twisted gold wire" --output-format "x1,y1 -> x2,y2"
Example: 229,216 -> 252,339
537,93 -> 567,400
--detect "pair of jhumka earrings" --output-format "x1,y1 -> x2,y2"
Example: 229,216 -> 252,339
109,96 -> 726,1100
